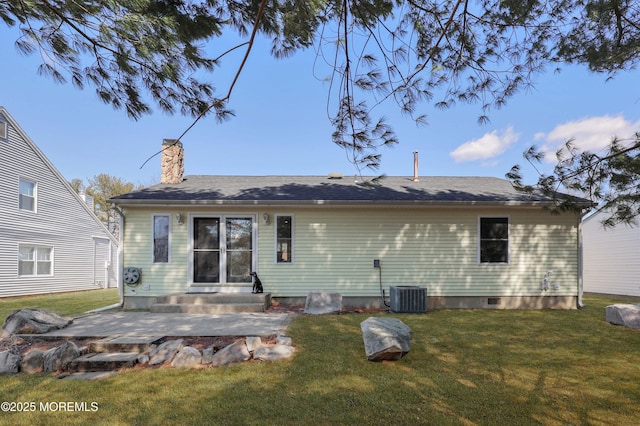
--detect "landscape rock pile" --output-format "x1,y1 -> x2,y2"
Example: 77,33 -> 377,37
0,308 -> 296,377
0,334 -> 296,376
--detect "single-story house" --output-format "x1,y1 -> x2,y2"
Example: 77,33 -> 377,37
583,209 -> 640,297
110,140 -> 593,310
0,106 -> 119,297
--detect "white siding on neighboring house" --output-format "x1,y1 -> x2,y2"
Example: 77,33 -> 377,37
583,211 -> 640,296
0,107 -> 119,297
94,237 -> 116,288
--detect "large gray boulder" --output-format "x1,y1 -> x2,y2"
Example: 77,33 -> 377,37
253,345 -> 296,361
1,308 -> 72,339
304,291 -> 342,315
43,341 -> 79,372
360,317 -> 412,361
606,304 -> 640,329
201,348 -> 214,365
149,339 -> 184,366
171,346 -> 202,368
245,336 -> 264,352
209,341 -> 250,367
0,349 -> 21,374
276,335 -> 292,346
21,349 -> 45,374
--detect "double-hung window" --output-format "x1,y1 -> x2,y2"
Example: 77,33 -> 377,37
19,178 -> 36,212
18,246 -> 53,276
276,215 -> 293,263
153,214 -> 170,263
479,217 -> 509,263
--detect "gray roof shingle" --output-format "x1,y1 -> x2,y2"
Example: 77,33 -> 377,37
110,175 -> 590,207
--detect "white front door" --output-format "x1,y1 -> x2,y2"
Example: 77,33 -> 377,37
190,215 -> 255,291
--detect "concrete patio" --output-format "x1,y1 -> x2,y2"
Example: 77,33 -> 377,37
23,311 -> 293,339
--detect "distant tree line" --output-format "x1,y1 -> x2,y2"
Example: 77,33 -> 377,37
69,174 -> 143,238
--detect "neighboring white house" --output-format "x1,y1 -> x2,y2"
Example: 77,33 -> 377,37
0,106 -> 119,297
583,210 -> 640,297
110,141 -> 594,310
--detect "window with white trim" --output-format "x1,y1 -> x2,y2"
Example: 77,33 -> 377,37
18,246 -> 53,276
276,215 -> 293,263
19,178 -> 36,212
0,121 -> 6,140
479,217 -> 509,263
153,214 -> 170,263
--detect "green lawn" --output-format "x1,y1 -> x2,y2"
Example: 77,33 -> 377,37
1,291 -> 640,425
0,289 -> 119,321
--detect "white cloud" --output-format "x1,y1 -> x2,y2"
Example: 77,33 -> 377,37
450,127 -> 520,163
536,115 -> 640,162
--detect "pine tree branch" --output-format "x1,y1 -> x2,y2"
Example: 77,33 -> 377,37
140,0 -> 269,170
39,0 -> 155,74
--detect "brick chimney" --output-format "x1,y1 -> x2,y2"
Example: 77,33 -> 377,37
160,139 -> 184,184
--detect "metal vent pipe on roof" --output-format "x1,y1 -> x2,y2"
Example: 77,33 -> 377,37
412,151 -> 419,182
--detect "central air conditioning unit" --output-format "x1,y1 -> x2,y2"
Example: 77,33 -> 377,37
390,286 -> 427,313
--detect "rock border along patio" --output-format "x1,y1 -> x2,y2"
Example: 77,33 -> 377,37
0,293 -> 387,379
0,308 -> 297,379
2,333 -> 297,380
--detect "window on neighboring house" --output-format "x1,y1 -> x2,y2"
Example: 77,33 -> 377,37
18,246 -> 53,276
0,122 -> 6,140
479,217 -> 509,263
153,214 -> 170,263
276,215 -> 293,263
19,178 -> 36,212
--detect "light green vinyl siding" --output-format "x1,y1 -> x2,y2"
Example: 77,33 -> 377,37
122,206 -> 580,298
258,208 -> 579,297
122,208 -> 190,296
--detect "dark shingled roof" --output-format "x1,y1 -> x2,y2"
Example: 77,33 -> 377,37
110,175 -> 590,207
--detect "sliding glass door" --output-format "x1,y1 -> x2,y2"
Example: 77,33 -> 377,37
192,216 -> 253,284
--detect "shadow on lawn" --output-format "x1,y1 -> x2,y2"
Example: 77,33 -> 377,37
199,305 -> 640,425
111,303 -> 640,425
5,295 -> 640,425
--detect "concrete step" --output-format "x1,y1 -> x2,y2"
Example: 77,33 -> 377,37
89,336 -> 163,353
156,292 -> 271,306
60,371 -> 119,380
149,303 -> 265,314
68,352 -> 139,372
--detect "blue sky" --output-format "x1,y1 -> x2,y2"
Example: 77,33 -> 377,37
1,23 -> 639,188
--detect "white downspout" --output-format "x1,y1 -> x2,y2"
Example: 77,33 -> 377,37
116,208 -> 124,307
106,238 -> 112,289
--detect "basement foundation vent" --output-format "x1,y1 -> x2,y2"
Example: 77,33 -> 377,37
390,286 -> 427,313
487,297 -> 502,306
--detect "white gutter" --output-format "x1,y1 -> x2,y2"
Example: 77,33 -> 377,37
116,207 -> 124,308
110,199 -> 570,209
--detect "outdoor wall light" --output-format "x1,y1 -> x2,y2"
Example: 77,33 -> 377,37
176,212 -> 184,225
262,213 -> 270,225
